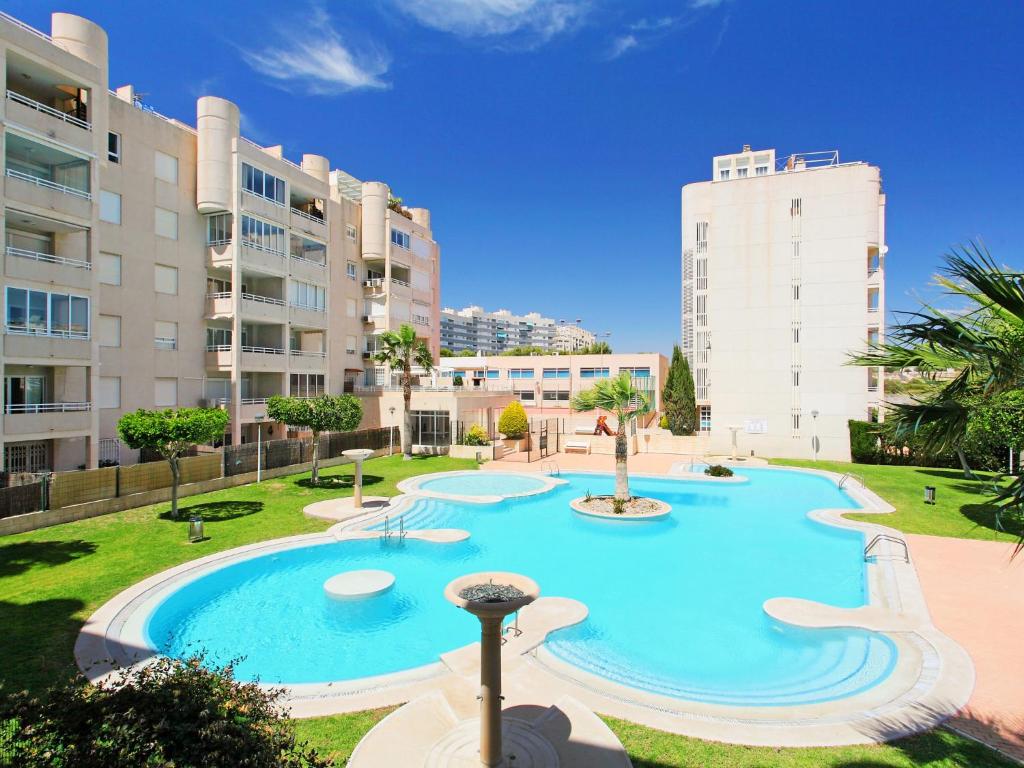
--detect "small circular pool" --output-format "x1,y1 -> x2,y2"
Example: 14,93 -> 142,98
417,472 -> 547,497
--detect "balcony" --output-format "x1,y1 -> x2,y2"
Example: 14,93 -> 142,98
4,401 -> 91,436
289,253 -> 327,284
412,313 -> 431,327
241,345 -> 287,371
5,132 -> 92,220
289,348 -> 326,372
205,344 -> 232,371
5,169 -> 91,220
5,89 -> 92,151
289,302 -> 328,328
205,292 -> 232,319
240,292 -> 287,322
5,245 -> 92,291
207,241 -> 233,270
239,241 -> 287,275
290,207 -> 327,238
4,326 -> 91,362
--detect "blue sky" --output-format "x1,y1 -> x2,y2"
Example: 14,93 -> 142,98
11,1 -> 1022,354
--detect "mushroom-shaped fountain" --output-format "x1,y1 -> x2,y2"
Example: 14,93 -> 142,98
444,572 -> 539,767
342,448 -> 375,509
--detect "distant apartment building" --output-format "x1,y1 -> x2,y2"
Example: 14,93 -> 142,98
552,323 -> 595,352
0,11 -> 440,472
440,306 -> 556,354
681,146 -> 885,461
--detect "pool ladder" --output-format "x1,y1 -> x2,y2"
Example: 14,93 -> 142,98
501,611 -> 523,646
864,534 -> 909,563
837,472 -> 865,489
542,461 -> 560,477
382,515 -> 407,541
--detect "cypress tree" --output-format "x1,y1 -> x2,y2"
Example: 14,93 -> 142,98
663,346 -> 697,435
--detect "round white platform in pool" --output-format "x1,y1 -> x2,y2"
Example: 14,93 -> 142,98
324,570 -> 395,600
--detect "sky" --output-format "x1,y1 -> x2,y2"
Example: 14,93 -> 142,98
9,0 -> 1022,355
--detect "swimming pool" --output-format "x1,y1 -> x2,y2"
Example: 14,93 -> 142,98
145,468 -> 897,707
416,472 -> 548,497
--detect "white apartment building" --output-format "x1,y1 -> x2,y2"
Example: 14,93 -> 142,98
552,323 -> 596,353
681,146 -> 885,461
440,305 -> 556,354
0,11 -> 440,472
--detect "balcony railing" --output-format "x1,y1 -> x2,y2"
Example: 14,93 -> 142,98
5,401 -> 91,414
208,237 -> 231,247
241,397 -> 270,405
5,325 -> 89,339
239,239 -> 286,257
289,302 -> 326,313
6,89 -> 91,130
5,168 -> 92,200
412,314 -> 430,326
290,253 -> 326,268
290,349 -> 326,358
154,337 -> 177,350
206,344 -> 232,352
241,345 -> 285,355
242,292 -> 286,306
5,245 -> 91,270
290,207 -> 325,225
207,291 -> 231,300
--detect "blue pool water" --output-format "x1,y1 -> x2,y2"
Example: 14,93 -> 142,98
417,472 -> 547,496
146,469 -> 896,706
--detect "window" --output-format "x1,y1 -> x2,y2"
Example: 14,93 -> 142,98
736,167 -> 748,178
868,406 -> 880,423
98,377 -> 121,409
154,265 -> 178,295
792,327 -> 800,343
792,411 -> 801,432
207,214 -> 231,245
4,287 -> 89,338
346,298 -> 357,318
868,327 -> 880,347
154,151 -> 178,184
542,368 -> 570,379
620,367 -> 650,378
518,390 -> 535,402
542,390 -> 570,402
290,373 -> 324,397
580,367 -> 609,378
699,405 -> 712,432
241,163 -> 285,204
99,252 -> 121,285
240,215 -> 285,254
391,229 -> 411,249
792,369 -> 801,387
155,207 -> 178,239
346,261 -> 357,280
791,198 -> 802,217
99,315 -> 121,347
755,165 -> 768,176
346,224 -> 357,240
792,284 -> 800,301
509,368 -> 534,379
99,190 -> 121,224
155,320 -> 177,350
206,327 -> 232,348
486,370 -> 500,379
288,281 -> 326,311
346,335 -> 357,355
868,288 -> 880,312
154,378 -> 177,407
410,410 -> 451,447
719,169 -> 730,180
290,235 -> 326,264
107,132 -> 120,163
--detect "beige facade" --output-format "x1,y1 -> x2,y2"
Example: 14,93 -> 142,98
440,305 -> 558,354
552,323 -> 596,353
681,146 -> 885,461
0,11 -> 440,471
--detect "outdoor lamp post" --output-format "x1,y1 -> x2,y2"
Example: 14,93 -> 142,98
811,409 -> 820,461
388,406 -> 396,455
254,414 -> 265,483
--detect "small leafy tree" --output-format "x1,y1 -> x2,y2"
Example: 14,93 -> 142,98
0,655 -> 330,768
118,408 -> 228,519
440,347 -> 454,357
572,372 -> 653,501
500,345 -> 545,356
266,394 -> 362,485
498,401 -> 529,439
374,324 -> 434,459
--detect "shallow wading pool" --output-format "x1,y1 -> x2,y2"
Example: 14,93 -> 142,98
145,469 -> 896,707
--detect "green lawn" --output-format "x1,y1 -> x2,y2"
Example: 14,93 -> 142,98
1,455 -> 1016,767
770,459 -> 1021,543
0,454 -> 475,695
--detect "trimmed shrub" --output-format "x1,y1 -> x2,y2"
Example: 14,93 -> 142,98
848,419 -> 880,463
704,464 -> 734,477
453,375 -> 464,386
498,401 -> 529,439
0,655 -> 330,768
659,414 -> 669,430
462,424 -> 490,446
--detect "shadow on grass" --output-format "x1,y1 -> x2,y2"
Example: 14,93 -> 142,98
294,474 -> 384,490
0,540 -> 97,578
960,503 -> 1024,538
159,500 -> 263,523
0,598 -> 87,694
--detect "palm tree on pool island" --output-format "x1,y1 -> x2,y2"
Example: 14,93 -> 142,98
571,371 -> 652,501
374,323 -> 434,459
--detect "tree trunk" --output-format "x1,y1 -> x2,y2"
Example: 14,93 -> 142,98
614,416 -> 630,501
956,448 -> 978,480
311,431 -> 320,485
402,366 -> 413,460
169,456 -> 180,519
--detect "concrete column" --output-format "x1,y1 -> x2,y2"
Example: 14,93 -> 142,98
479,615 -> 504,767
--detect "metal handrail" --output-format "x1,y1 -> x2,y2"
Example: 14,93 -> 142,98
290,253 -> 326,267
5,325 -> 89,339
206,344 -> 232,352
207,238 -> 231,247
289,302 -> 326,313
290,349 -> 326,357
242,345 -> 286,355
5,245 -> 91,269
241,187 -> 285,207
541,461 -> 560,477
838,472 -> 866,489
7,89 -> 91,130
0,11 -> 52,40
206,292 -> 231,300
241,397 -> 269,405
864,534 -> 909,563
4,403 -> 91,415
290,207 -> 325,225
242,292 -> 286,306
240,239 -> 287,257
6,169 -> 91,200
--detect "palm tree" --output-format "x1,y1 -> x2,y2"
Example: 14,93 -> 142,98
571,372 -> 652,501
851,243 -> 1024,534
374,324 -> 434,460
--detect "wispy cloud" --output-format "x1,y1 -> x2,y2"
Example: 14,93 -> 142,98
240,5 -> 389,94
394,0 -> 589,47
607,34 -> 638,60
605,0 -> 731,60
689,0 -> 728,8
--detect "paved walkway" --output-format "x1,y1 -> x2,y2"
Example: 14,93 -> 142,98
908,534 -> 1024,763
